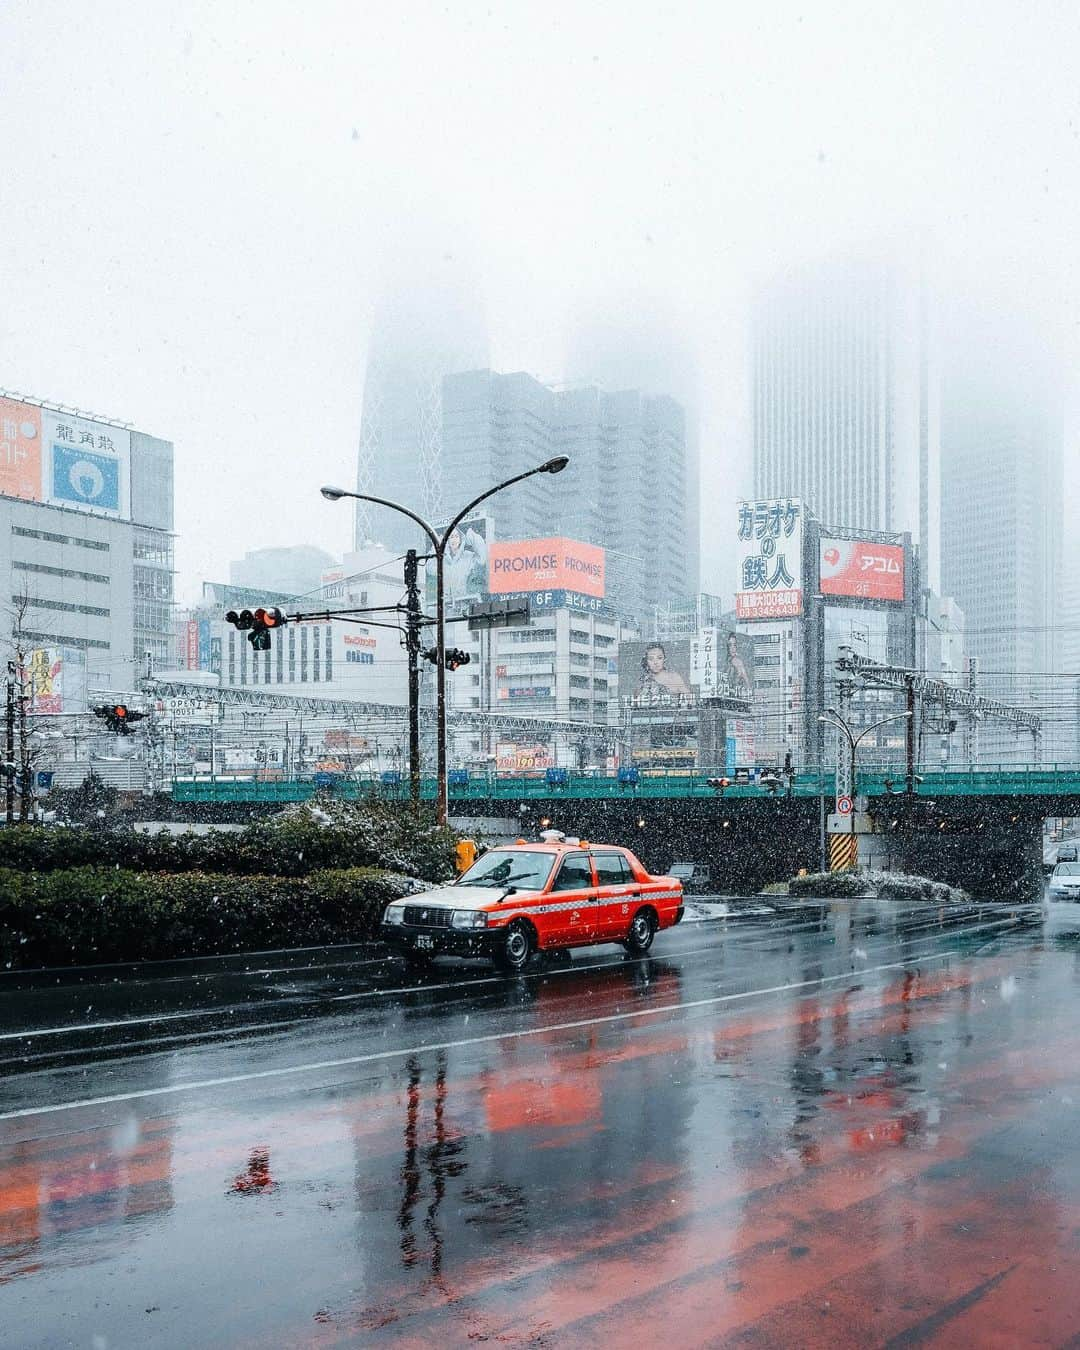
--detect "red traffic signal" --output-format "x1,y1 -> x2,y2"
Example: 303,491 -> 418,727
226,606 -> 287,649
422,647 -> 471,671
93,704 -> 145,734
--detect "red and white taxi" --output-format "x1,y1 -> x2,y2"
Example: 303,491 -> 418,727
381,833 -> 684,972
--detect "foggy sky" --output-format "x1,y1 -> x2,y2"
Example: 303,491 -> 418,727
1,0 -> 1077,602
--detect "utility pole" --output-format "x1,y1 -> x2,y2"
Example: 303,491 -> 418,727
905,672 -> 916,796
17,666 -> 29,822
404,549 -> 422,816
5,662 -> 15,826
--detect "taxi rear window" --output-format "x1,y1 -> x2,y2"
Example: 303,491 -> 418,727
457,849 -> 555,891
593,852 -> 631,884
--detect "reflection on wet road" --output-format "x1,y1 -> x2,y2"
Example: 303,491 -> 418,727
2,897 -> 1078,1347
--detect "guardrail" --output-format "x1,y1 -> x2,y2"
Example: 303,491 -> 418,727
169,764 -> 1080,804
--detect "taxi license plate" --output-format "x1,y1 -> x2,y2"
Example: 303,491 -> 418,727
414,935 -> 434,951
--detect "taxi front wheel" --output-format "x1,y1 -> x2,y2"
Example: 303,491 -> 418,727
624,908 -> 656,954
496,920 -> 534,973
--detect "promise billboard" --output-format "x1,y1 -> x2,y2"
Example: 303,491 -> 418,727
819,538 -> 905,602
488,537 -> 605,599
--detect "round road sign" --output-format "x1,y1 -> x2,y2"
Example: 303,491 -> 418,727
836,795 -> 853,816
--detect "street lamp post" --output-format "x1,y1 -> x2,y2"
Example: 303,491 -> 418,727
818,707 -> 913,852
321,455 -> 569,826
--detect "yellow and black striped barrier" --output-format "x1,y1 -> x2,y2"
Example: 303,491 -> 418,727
829,832 -> 858,872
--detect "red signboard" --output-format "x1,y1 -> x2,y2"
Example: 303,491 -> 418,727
489,538 -> 605,599
735,589 -> 803,620
819,539 -> 905,602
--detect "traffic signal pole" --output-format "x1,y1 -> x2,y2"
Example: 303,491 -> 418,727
5,663 -> 15,826
404,549 -> 422,816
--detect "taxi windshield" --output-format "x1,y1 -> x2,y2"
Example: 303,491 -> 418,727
456,849 -> 556,891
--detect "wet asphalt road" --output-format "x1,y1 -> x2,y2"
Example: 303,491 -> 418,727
2,896 -> 1079,1348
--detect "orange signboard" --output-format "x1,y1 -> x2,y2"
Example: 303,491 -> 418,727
820,538 -> 905,602
488,537 -> 605,598
0,398 -> 42,501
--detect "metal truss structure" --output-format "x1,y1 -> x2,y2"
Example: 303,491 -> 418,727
147,679 -> 621,749
840,652 -> 1041,734
354,355 -> 381,548
416,367 -> 444,527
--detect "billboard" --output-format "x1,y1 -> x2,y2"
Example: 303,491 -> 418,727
735,498 -> 803,620
690,627 -> 755,704
198,619 -> 212,671
498,685 -> 553,701
489,538 -> 605,599
185,620 -> 199,670
427,517 -> 489,614
494,588 -> 607,615
819,538 -> 905,602
23,647 -> 88,715
619,640 -> 695,708
0,398 -> 42,501
42,411 -> 130,519
496,741 -> 554,772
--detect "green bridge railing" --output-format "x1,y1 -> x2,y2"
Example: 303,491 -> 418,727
170,764 -> 1080,805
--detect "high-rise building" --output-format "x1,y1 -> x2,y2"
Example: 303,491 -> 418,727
940,307 -> 1062,682
0,393 -> 174,694
565,296 -> 701,597
440,369 -> 695,626
355,270 -> 487,552
229,545 -> 337,599
752,257 -> 941,590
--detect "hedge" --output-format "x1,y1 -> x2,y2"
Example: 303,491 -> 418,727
0,865 -> 422,970
0,802 -> 458,883
788,869 -> 970,904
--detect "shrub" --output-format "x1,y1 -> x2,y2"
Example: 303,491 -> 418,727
0,865 -> 423,971
788,868 -> 970,904
788,870 -> 871,898
0,800 -> 459,883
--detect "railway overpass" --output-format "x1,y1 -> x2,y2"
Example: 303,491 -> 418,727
170,765 -> 1080,902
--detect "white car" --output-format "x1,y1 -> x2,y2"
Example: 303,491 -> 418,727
1048,862 -> 1080,902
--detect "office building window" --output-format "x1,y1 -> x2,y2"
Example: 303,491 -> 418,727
14,560 -> 109,584
12,525 -> 109,551
17,595 -> 110,618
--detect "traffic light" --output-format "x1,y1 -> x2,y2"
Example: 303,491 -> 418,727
707,777 -> 732,796
226,606 -> 287,650
422,646 -> 471,671
93,704 -> 146,735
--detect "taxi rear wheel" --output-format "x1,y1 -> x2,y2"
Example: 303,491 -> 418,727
624,908 -> 656,954
496,920 -> 534,973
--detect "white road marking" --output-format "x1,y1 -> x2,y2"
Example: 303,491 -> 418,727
1,909 -> 1014,1043
0,924 -> 1022,1123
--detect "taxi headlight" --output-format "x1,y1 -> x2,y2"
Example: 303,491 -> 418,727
383,904 -> 406,925
451,909 -> 488,930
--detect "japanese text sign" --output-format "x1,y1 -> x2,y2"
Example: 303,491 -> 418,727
819,538 -> 905,602
735,498 -> 803,620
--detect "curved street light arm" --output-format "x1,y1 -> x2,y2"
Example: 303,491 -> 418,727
852,710 -> 913,751
440,464 -> 554,550
818,711 -> 855,749
324,489 -> 439,553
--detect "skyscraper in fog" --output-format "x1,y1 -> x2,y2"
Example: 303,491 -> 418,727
355,262 -> 487,551
940,307 -> 1062,679
441,369 -> 694,624
565,296 -> 701,596
752,258 -> 940,589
